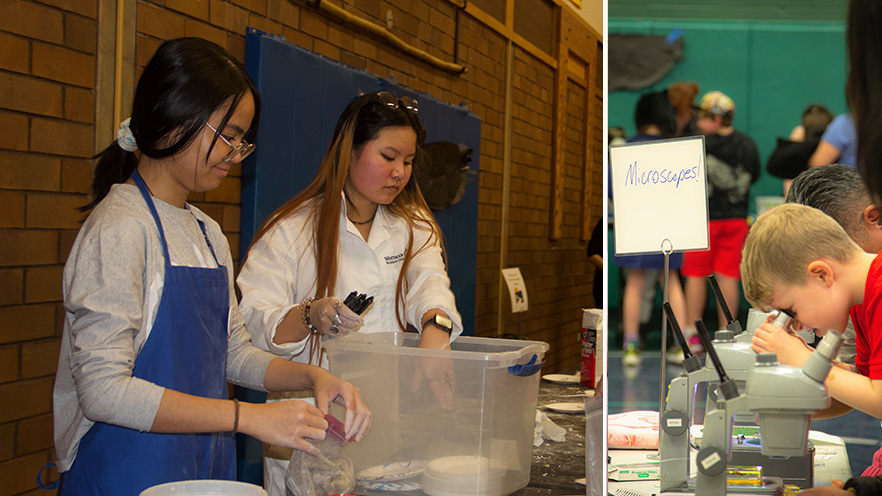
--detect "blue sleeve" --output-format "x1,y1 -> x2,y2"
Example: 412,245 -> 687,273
820,114 -> 853,152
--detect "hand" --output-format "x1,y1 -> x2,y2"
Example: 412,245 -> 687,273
410,326 -> 456,410
797,479 -> 849,495
311,369 -> 372,442
310,297 -> 362,337
752,316 -> 811,366
242,400 -> 328,456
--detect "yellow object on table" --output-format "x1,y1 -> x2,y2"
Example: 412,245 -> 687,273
726,465 -> 763,486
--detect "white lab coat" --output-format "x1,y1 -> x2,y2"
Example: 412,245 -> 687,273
237,196 -> 463,496
238,196 -> 463,364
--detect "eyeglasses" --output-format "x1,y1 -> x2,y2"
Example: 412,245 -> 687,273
204,122 -> 255,163
377,91 -> 419,114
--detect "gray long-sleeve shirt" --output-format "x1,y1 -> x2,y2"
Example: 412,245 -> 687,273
54,183 -> 274,472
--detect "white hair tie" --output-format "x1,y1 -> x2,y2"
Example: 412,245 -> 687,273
116,118 -> 138,152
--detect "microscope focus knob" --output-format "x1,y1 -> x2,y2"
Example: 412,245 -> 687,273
661,410 -> 689,436
696,446 -> 727,476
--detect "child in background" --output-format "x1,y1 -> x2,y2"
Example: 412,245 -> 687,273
767,104 -> 834,196
682,90 -> 760,347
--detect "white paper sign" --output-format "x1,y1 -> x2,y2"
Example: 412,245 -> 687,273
501,268 -> 528,313
609,136 -> 710,255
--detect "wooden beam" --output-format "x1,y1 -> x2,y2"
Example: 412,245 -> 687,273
549,43 -> 568,240
463,2 -> 510,38
566,52 -> 587,88
581,43 -> 598,241
511,31 -> 557,68
317,0 -> 466,73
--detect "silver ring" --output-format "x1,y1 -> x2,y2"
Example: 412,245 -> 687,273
333,301 -> 342,311
443,374 -> 453,386
331,313 -> 343,326
329,324 -> 339,334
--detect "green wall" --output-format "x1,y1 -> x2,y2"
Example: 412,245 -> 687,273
609,1 -> 849,22
608,18 -> 848,312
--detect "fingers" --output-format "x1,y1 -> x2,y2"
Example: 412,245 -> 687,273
426,363 -> 455,410
314,387 -> 334,415
323,381 -> 372,442
317,297 -> 362,336
259,401 -> 329,455
314,373 -> 372,443
292,436 -> 322,456
751,334 -> 770,354
342,397 -> 372,442
429,376 -> 455,410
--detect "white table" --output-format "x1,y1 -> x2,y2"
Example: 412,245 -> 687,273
608,430 -> 852,495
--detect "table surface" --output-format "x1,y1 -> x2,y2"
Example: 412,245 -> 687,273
608,430 -> 853,496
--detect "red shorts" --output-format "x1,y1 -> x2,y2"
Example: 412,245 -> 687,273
681,218 -> 749,280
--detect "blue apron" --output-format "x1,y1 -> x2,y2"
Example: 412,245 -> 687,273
62,170 -> 235,495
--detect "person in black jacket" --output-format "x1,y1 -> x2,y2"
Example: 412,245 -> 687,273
766,104 -> 833,196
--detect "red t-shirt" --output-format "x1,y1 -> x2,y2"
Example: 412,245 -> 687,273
849,252 -> 882,379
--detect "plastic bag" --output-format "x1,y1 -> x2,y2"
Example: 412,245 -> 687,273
285,414 -> 356,496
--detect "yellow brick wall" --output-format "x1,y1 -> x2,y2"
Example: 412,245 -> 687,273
0,0 -> 602,492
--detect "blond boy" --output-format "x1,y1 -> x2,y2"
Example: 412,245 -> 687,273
741,202 -> 882,418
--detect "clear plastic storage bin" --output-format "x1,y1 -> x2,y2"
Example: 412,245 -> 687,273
324,333 -> 549,496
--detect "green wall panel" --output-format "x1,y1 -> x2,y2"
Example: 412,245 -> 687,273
609,0 -> 849,22
609,18 -> 847,205
608,18 -> 848,313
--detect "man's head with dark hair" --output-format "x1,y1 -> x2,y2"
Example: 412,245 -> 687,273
801,104 -> 834,139
634,91 -> 676,137
786,164 -> 882,253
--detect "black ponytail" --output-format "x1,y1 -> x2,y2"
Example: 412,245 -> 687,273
82,142 -> 138,211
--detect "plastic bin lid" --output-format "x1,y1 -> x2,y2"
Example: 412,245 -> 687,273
323,333 -> 549,367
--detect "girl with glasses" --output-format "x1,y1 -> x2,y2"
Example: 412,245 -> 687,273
54,37 -> 370,495
238,92 -> 462,496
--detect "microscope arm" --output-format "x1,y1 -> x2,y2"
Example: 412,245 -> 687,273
695,396 -> 748,496
659,367 -> 717,491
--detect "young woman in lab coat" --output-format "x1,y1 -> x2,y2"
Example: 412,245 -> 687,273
53,38 -> 370,496
238,92 -> 463,495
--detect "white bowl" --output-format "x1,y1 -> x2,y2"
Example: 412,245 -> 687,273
139,480 -> 267,496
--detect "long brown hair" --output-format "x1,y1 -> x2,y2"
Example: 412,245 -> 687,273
847,0 -> 882,203
249,93 -> 444,342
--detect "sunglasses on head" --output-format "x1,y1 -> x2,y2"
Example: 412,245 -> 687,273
377,91 -> 419,114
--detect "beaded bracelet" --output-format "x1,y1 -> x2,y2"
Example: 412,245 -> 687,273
301,297 -> 320,334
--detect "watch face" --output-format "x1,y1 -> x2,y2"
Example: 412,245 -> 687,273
435,314 -> 453,330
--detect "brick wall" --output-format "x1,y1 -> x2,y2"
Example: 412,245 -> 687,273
0,0 -> 601,493
1,0 -> 96,493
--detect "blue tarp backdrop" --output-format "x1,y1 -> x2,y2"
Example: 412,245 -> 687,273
236,27 -> 481,483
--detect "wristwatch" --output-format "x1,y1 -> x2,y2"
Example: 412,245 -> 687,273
423,313 -> 453,334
